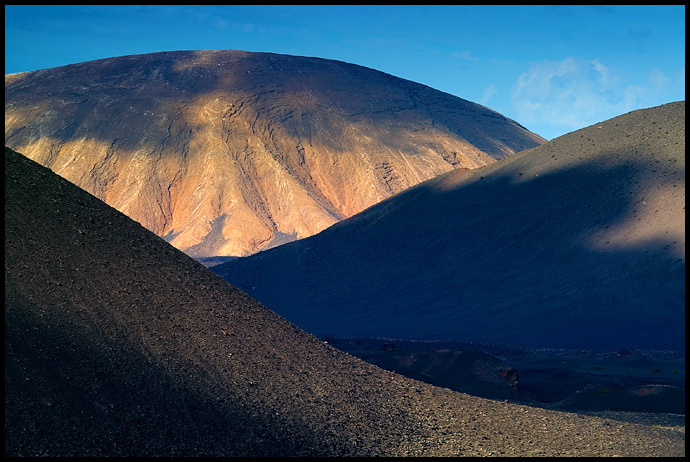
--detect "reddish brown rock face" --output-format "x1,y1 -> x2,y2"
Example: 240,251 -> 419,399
5,50 -> 544,257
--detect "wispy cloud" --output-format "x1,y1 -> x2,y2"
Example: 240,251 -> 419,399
675,68 -> 686,90
450,50 -> 478,61
510,57 -> 679,138
647,68 -> 670,88
479,84 -> 497,106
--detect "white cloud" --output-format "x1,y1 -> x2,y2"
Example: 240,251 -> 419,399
647,68 -> 670,89
451,50 -> 477,61
479,84 -> 497,106
590,59 -> 617,90
677,68 -> 685,87
510,57 -> 677,139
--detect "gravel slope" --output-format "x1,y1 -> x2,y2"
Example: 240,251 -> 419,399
214,101 -> 685,352
5,146 -> 684,456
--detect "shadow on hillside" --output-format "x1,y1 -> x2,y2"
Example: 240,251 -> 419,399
324,336 -> 685,424
214,149 -> 685,353
5,51 -> 541,167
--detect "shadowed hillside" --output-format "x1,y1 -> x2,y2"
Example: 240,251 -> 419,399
214,102 -> 685,352
5,50 -> 544,258
5,147 -> 684,456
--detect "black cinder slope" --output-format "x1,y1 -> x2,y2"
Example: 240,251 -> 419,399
5,147 -> 684,457
214,102 -> 685,352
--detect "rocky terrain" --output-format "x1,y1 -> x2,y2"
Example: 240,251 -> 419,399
5,146 -> 684,456
326,336 -> 685,424
4,50 -> 544,258
214,101 -> 685,353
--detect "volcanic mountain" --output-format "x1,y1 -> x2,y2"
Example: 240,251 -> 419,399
213,101 -> 686,352
4,50 -> 544,259
5,146 -> 685,456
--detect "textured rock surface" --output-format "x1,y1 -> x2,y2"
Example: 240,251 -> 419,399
5,147 -> 684,457
5,50 -> 544,257
214,101 -> 685,352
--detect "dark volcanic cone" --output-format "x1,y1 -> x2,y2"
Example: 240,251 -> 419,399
4,146 -> 684,456
4,49 -> 544,258
213,102 -> 685,352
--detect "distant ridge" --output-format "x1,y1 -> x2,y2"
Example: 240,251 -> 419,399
214,101 -> 686,352
5,146 -> 684,456
5,49 -> 544,258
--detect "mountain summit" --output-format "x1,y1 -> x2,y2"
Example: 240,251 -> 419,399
5,50 -> 544,257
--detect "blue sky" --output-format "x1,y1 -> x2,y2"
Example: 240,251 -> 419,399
4,5 -> 685,140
